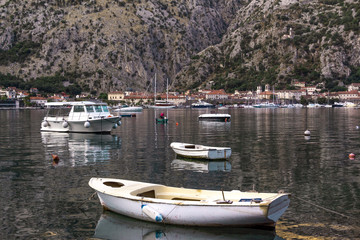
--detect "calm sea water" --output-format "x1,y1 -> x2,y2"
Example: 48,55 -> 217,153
0,108 -> 359,239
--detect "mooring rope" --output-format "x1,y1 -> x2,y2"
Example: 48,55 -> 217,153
292,195 -> 357,221
78,192 -> 97,209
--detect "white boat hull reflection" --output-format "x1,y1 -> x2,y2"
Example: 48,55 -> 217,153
41,132 -> 121,166
171,159 -> 231,173
94,211 -> 280,240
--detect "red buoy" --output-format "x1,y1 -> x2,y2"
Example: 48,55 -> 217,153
349,153 -> 355,160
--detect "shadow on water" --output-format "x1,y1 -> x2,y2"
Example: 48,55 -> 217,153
94,211 -> 282,240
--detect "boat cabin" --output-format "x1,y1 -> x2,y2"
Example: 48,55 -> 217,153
45,101 -> 112,121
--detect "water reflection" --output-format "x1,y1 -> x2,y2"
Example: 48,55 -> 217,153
198,121 -> 231,131
171,158 -> 231,173
41,132 -> 121,166
94,211 -> 280,240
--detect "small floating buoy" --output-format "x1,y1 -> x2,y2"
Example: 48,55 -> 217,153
176,122 -> 179,126
356,126 -> 359,129
304,129 -> 311,136
349,153 -> 355,160
51,154 -> 60,165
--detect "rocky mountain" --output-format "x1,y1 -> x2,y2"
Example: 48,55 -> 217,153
0,0 -> 359,95
176,0 -> 360,92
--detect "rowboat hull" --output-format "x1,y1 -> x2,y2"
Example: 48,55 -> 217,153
89,178 -> 290,227
170,142 -> 231,160
156,118 -> 168,123
198,114 -> 231,122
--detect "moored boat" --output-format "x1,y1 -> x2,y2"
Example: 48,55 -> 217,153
150,100 -> 176,109
156,117 -> 168,123
114,105 -> 143,112
198,113 -> 231,122
170,142 -> 231,160
89,178 -> 290,227
41,101 -> 121,133
191,100 -> 215,108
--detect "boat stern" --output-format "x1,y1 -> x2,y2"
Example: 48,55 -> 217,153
266,194 -> 290,222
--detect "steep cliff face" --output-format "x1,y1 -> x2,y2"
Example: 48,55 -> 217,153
0,0 -> 243,93
1,0 -> 359,94
175,0 -> 360,91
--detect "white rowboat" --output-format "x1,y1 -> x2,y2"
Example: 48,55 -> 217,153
89,178 -> 290,227
170,142 -> 231,160
198,113 -> 231,122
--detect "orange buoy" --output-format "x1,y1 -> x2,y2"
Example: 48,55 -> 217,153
51,154 -> 60,165
349,153 -> 355,160
176,122 -> 179,126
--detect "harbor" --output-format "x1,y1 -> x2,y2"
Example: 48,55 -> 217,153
0,107 -> 359,239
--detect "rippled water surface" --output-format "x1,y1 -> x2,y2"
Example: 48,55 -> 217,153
0,108 -> 359,239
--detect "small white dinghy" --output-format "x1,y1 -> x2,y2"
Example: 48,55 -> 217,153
198,113 -> 231,122
89,178 -> 290,228
170,142 -> 231,160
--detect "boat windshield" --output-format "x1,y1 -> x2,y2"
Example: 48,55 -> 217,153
102,105 -> 109,112
94,105 -> 103,112
73,106 -> 85,112
86,105 -> 94,112
47,107 -> 71,117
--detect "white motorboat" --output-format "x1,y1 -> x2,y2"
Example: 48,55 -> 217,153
41,101 -> 121,133
198,113 -> 231,122
114,105 -> 143,112
253,102 -> 279,108
170,142 -> 231,160
149,100 -> 176,109
89,178 -> 290,227
191,100 -> 215,108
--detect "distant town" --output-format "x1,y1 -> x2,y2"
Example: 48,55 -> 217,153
2,81 -> 360,108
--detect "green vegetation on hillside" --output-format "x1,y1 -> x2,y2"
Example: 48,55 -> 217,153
0,41 -> 40,65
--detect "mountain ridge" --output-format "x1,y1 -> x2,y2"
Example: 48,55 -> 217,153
0,0 -> 359,95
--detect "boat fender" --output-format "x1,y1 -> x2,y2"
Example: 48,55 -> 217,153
62,121 -> 68,128
42,121 -> 49,128
84,121 -> 91,128
113,123 -> 118,129
141,204 -> 163,222
118,120 -> 122,126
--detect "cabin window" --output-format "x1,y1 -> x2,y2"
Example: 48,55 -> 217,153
73,106 -> 85,112
94,105 -> 103,112
102,105 -> 109,112
86,106 -> 94,112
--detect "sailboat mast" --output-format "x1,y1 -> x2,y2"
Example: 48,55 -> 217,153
166,78 -> 169,102
154,73 -> 157,103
